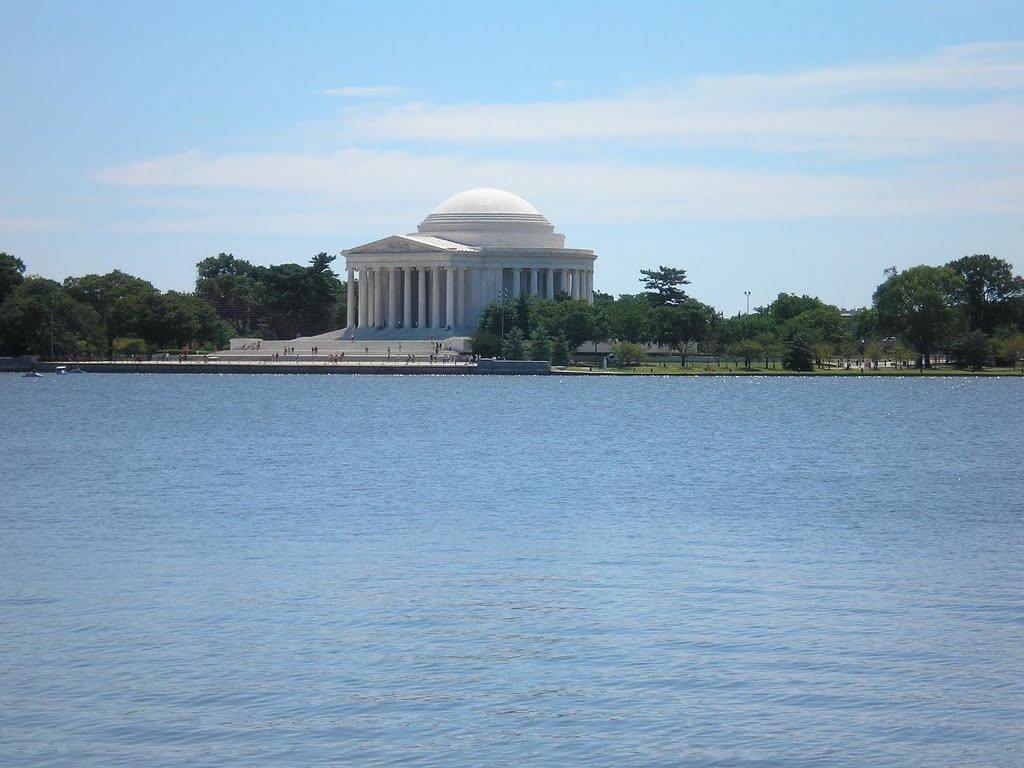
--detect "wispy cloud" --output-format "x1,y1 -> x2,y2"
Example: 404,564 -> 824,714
96,43 -> 1024,232
96,147 -> 1024,230
323,85 -> 402,98
0,217 -> 65,233
696,42 -> 1024,94
334,44 -> 1024,155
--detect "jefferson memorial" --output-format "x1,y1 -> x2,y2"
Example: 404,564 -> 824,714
342,188 -> 597,337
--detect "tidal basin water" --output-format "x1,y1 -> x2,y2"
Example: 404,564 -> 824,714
2,373 -> 1022,766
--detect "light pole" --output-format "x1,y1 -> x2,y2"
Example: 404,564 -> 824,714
497,287 -> 509,349
744,290 -> 751,315
50,293 -> 55,361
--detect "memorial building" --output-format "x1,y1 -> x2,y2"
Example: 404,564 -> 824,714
342,188 -> 597,336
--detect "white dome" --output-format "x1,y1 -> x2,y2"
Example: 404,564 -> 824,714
417,188 -> 564,248
430,188 -> 541,216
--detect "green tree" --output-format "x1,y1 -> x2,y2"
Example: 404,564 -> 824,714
469,329 -> 501,357
0,252 -> 27,305
559,300 -> 599,350
950,330 -> 992,371
654,299 -> 715,367
873,266 -> 966,368
0,277 -> 105,358
477,296 -> 523,339
640,265 -> 689,306
608,294 -> 654,344
501,327 -> 527,360
783,306 -> 850,346
64,270 -> 161,356
993,333 -> 1024,369
762,293 -> 826,323
196,252 -> 256,279
195,272 -> 264,335
551,336 -> 571,366
729,338 -> 763,369
853,307 -> 879,341
155,292 -> 230,349
757,332 -> 784,368
946,254 -> 1024,334
782,335 -> 815,372
113,337 -> 149,359
716,312 -> 777,346
529,331 -> 554,361
812,341 -> 835,368
610,341 -> 648,366
865,341 -> 884,368
298,252 -> 343,334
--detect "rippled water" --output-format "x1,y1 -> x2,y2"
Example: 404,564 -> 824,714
2,373 -> 1022,766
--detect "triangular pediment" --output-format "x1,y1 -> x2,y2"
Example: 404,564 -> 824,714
344,234 -> 476,255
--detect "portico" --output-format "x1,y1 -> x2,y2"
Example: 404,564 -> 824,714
342,189 -> 597,336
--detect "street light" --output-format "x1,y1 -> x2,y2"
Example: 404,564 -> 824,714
497,287 -> 510,345
744,290 -> 751,315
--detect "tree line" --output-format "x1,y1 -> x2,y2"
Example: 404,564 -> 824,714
2,249 -> 1021,370
0,252 -> 346,359
470,257 -> 1024,371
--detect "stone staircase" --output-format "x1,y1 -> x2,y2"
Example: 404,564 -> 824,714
221,328 -> 469,362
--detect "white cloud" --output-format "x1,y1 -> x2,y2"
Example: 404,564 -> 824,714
695,42 -> 1024,94
311,43 -> 1024,155
94,43 -> 1024,234
96,147 -> 1024,231
0,217 -> 65,233
323,85 -> 402,98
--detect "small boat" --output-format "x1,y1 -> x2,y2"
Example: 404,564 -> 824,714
22,371 -> 43,378
55,366 -> 67,375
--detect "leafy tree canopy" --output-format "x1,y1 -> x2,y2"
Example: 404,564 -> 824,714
640,265 -> 690,306
0,277 -> 105,358
608,293 -> 654,344
0,252 -> 27,305
946,254 -> 1024,334
761,293 -> 827,323
873,265 -> 966,367
196,253 -> 256,280
654,299 -> 716,363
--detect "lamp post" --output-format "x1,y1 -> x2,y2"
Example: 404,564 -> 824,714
497,287 -> 509,346
744,290 -> 751,315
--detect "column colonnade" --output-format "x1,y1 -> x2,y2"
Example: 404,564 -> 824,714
345,264 -> 595,331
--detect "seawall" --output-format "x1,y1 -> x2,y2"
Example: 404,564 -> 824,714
30,360 -> 551,375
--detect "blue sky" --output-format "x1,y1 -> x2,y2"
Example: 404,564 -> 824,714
2,0 -> 1022,315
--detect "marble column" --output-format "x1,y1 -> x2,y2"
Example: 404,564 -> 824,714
445,267 -> 456,328
347,268 -> 355,328
512,267 -> 521,297
529,268 -> 538,296
356,270 -> 368,327
545,268 -> 554,299
432,266 -> 442,328
417,268 -> 427,328
366,269 -> 375,328
462,268 -> 472,327
387,268 -> 398,328
376,268 -> 385,328
587,270 -> 594,302
572,269 -> 581,300
403,267 -> 412,327
453,267 -> 463,328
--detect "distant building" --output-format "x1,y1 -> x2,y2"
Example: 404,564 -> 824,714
342,189 -> 597,336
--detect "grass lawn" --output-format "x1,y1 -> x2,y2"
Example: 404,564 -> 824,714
558,362 -> 1023,376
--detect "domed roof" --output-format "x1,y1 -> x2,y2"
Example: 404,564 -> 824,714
417,188 -> 563,248
429,188 -> 541,216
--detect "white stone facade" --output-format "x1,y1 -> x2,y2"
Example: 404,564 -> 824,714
342,189 -> 596,334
